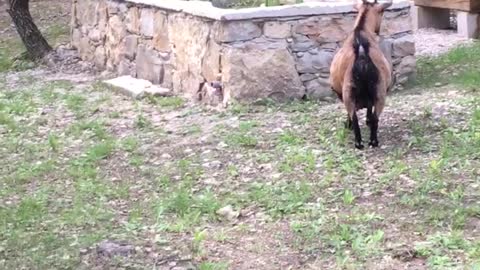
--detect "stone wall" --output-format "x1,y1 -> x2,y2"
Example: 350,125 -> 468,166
71,0 -> 415,104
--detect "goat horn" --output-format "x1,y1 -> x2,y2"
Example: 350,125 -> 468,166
381,0 -> 393,9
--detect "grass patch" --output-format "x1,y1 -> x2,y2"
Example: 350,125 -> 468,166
416,42 -> 480,88
247,181 -> 312,217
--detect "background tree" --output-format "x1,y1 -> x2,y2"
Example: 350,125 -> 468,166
7,0 -> 52,60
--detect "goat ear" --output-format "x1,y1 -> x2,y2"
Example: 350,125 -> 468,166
354,0 -> 364,10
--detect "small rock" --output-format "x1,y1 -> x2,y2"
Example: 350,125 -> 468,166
204,178 -> 221,186
211,160 -> 222,168
161,153 -> 172,159
96,240 -> 135,257
144,86 -> 173,97
271,173 -> 282,179
216,205 -> 239,220
434,82 -> 443,87
217,141 -> 228,148
299,73 -> 317,82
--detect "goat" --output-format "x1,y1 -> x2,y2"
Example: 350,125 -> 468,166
329,0 -> 393,149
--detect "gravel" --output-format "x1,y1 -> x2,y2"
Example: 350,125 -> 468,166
414,28 -> 474,57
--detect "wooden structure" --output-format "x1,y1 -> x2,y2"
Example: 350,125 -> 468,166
412,0 -> 480,38
414,0 -> 480,12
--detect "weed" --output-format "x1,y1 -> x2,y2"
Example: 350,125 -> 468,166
149,96 -> 185,109
192,229 -> 208,255
48,133 -> 60,152
342,189 -> 355,205
65,94 -> 87,114
278,130 -> 305,146
198,261 -> 229,270
135,113 -> 152,129
248,181 -> 312,217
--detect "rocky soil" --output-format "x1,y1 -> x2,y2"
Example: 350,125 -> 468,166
414,28 -> 474,57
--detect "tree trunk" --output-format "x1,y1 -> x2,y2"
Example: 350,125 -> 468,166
7,0 -> 52,60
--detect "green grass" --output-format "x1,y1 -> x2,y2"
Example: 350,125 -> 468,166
0,38 -> 25,72
416,41 -> 480,88
247,181 -> 312,217
0,5 -> 70,73
1,39 -> 480,269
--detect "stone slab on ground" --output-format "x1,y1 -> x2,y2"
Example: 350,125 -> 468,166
103,75 -> 172,99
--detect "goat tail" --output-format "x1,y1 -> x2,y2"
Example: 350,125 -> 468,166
351,30 -> 379,108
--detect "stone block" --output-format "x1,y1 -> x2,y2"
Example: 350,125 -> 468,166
107,15 -> 126,46
382,12 -> 412,35
95,1 -> 108,27
126,7 -> 140,34
294,16 -> 352,43
299,73 -> 317,82
118,60 -> 136,77
222,40 -> 305,102
122,35 -> 138,61
295,48 -> 334,74
78,37 -> 94,61
264,21 -> 292,39
71,28 -> 82,49
153,11 -> 170,52
457,11 -> 480,38
169,13 -> 211,97
392,35 -> 415,57
289,34 -> 316,52
88,29 -> 104,45
395,55 -> 416,85
214,21 -> 262,42
304,77 -> 334,101
103,75 -> 172,100
140,8 -> 155,37
94,46 -> 107,69
202,40 -> 221,82
136,44 -> 164,84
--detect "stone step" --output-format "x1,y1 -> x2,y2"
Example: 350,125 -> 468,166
103,75 -> 173,100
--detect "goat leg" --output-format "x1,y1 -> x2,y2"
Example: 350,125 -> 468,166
366,107 -> 372,127
345,116 -> 353,130
367,107 -> 379,147
351,112 -> 364,149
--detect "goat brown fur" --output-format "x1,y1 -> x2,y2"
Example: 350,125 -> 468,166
329,0 -> 392,149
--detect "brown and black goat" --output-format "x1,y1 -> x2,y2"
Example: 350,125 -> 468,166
330,0 -> 393,149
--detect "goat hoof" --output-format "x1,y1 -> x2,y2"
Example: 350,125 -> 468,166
369,140 -> 379,147
355,143 -> 364,150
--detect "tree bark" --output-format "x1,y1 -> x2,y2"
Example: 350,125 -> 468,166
7,0 -> 52,60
